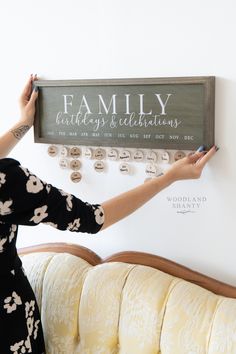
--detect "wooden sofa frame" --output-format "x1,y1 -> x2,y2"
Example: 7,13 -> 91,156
18,242 -> 236,299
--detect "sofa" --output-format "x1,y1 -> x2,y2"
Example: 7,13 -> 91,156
19,243 -> 236,354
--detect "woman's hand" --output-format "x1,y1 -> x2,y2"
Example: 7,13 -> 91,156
0,75 -> 39,158
100,145 -> 218,230
19,74 -> 38,127
165,146 -> 218,183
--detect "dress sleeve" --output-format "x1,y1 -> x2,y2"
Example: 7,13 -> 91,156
0,159 -> 104,234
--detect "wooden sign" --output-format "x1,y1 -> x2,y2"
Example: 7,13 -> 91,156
34,76 -> 215,150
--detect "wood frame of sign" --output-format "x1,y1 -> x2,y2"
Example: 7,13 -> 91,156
34,76 -> 215,150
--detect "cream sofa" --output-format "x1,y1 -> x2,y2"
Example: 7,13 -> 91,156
19,243 -> 236,354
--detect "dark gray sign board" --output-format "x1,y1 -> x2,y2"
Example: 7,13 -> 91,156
34,76 -> 215,150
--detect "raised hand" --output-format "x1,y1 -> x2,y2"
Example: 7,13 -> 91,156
19,74 -> 38,127
165,146 -> 218,183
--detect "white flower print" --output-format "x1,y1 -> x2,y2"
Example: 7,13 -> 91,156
30,205 -> 48,224
59,190 -> 73,211
10,337 -> 31,354
94,206 -> 105,225
4,291 -> 22,313
27,316 -> 34,336
0,237 -> 7,252
10,340 -> 24,354
67,217 -> 81,231
45,183 -> 51,194
25,300 -> 35,318
26,175 -> 44,194
0,199 -> 13,215
9,300 -> 39,353
0,172 -> 6,187
34,320 -> 40,339
24,336 -> 32,352
9,224 -> 17,243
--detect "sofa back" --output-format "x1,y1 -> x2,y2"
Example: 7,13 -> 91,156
20,243 -> 236,354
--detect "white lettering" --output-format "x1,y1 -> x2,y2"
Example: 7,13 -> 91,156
78,95 -> 92,114
184,135 -> 194,140
155,94 -> 172,115
138,94 -> 152,115
98,94 -> 117,114
125,94 -> 130,114
63,95 -> 73,114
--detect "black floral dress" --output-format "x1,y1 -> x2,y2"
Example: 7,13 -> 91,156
0,158 -> 105,353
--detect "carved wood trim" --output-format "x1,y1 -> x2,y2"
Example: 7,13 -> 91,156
18,243 -> 236,298
18,242 -> 101,266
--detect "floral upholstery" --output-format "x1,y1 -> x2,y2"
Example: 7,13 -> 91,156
20,252 -> 236,354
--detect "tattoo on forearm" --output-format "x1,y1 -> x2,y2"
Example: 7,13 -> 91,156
11,125 -> 30,140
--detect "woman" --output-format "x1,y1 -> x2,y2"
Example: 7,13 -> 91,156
0,75 -> 217,353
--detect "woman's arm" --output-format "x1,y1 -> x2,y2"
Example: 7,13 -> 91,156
100,146 -> 217,230
0,147 -> 217,233
0,75 -> 38,159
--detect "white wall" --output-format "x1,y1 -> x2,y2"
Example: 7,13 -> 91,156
0,0 -> 235,284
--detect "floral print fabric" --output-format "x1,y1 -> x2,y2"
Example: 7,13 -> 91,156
0,158 -> 104,353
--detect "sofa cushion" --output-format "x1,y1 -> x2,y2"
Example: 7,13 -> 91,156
21,251 -> 236,354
